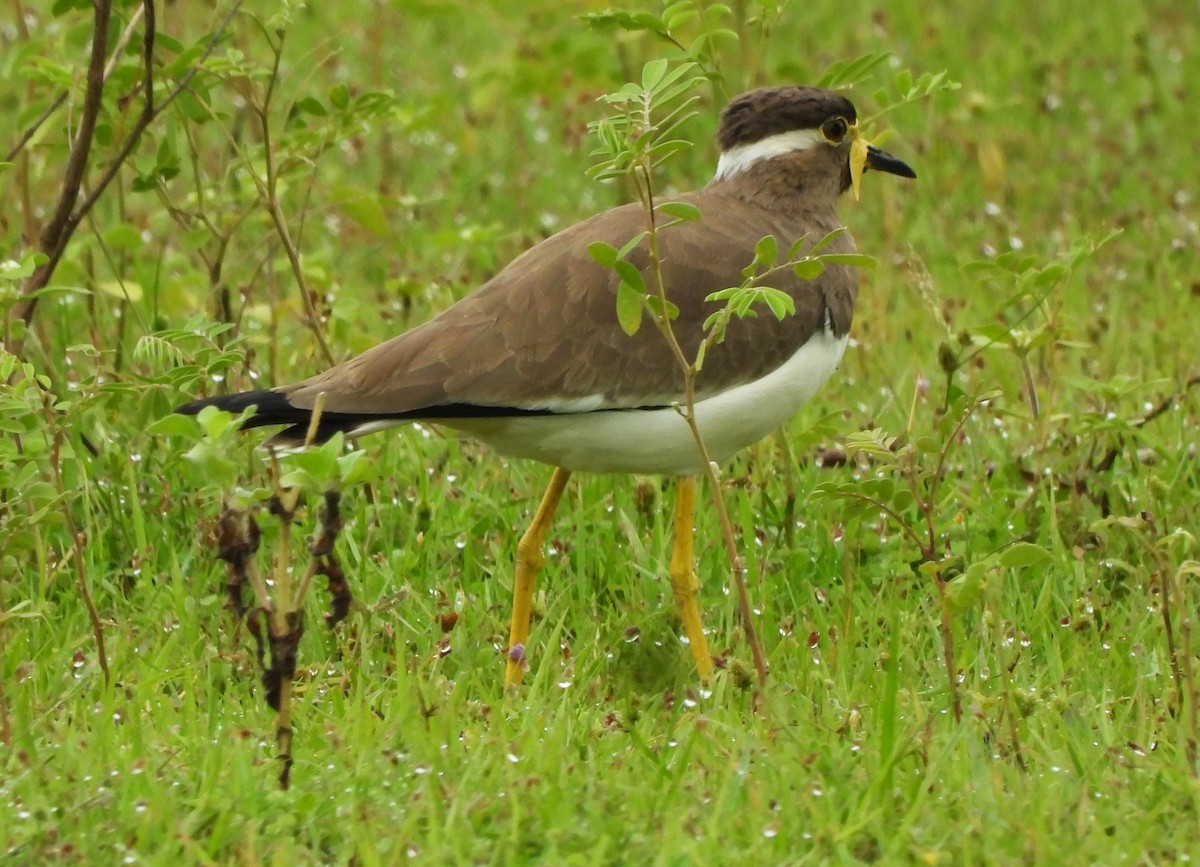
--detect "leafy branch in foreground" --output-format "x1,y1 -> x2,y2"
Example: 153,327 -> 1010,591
817,235 -> 1126,725
583,2 -> 792,95
586,61 -> 875,689
818,55 -> 960,125
1089,513 -> 1199,774
931,231 -> 1121,416
814,391 -> 1007,723
157,404 -> 374,788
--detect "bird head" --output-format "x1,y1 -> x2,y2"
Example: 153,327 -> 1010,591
714,86 -> 916,200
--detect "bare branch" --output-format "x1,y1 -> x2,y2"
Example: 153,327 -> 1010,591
35,0 -> 113,264
4,92 -> 69,164
9,1 -> 244,355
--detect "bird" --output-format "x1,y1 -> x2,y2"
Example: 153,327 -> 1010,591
177,85 -> 916,686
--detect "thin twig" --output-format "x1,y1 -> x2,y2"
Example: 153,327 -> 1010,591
635,155 -> 769,686
41,389 -> 110,686
2,0 -> 142,163
934,575 -> 962,723
833,490 -> 929,553
1090,375 -> 1200,476
251,26 -> 337,367
291,395 -> 331,608
0,617 -> 11,746
3,92 -> 68,163
1174,563 -> 1199,774
262,393 -> 328,789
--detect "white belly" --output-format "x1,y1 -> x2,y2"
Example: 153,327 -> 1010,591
446,329 -> 849,475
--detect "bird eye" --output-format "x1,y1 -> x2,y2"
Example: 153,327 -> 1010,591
821,117 -> 848,143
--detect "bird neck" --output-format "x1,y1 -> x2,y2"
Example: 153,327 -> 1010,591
706,161 -> 844,221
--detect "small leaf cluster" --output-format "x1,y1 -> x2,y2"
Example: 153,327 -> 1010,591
163,407 -> 376,512
583,2 -> 750,84
934,231 -> 1120,410
701,230 -> 873,349
0,352 -> 67,564
587,59 -> 707,186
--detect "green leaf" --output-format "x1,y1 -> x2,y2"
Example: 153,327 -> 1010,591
147,413 -> 200,438
97,280 -> 144,303
283,436 -> 342,483
807,227 -> 844,256
842,428 -> 896,459
0,414 -> 36,434
176,88 -> 213,124
820,253 -> 875,268
156,133 -> 180,176
613,259 -> 646,296
279,469 -> 319,490
945,561 -> 992,615
332,185 -> 391,237
702,308 -> 727,336
754,235 -> 777,268
103,223 -> 144,252
657,201 -> 702,222
999,542 -> 1055,569
818,52 -> 891,88
617,232 -> 646,259
51,0 -> 90,15
664,7 -> 697,30
584,10 -> 667,35
293,96 -> 327,117
642,59 -> 669,92
647,139 -> 693,162
184,441 -> 239,488
705,287 -> 738,303
762,289 -> 795,320
0,251 -> 48,281
616,282 -> 643,336
644,294 -> 679,321
588,241 -> 619,269
793,259 -> 825,280
338,450 -> 377,488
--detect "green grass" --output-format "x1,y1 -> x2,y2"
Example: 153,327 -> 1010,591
3,0 -> 1200,863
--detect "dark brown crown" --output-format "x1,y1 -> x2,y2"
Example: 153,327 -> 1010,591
717,86 -> 858,151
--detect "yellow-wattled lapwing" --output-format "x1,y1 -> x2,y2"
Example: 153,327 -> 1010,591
178,85 -> 916,685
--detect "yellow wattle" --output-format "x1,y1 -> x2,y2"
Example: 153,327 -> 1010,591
849,131 -> 868,202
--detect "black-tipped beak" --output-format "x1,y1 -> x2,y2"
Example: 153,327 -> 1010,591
866,145 -> 916,179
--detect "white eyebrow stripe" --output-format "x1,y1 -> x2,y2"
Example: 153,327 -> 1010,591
714,128 -> 826,180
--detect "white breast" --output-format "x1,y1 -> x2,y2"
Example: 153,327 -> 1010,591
447,328 -> 849,475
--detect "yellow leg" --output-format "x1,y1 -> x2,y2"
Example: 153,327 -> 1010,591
668,476 -> 714,679
506,466 -> 571,685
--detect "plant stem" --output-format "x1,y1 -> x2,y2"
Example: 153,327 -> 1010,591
635,158 -> 769,685
934,574 -> 961,723
43,393 -> 110,686
254,32 -> 337,368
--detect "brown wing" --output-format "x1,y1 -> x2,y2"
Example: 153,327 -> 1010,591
280,191 -> 858,415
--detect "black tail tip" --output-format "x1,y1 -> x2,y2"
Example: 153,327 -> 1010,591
172,389 -> 368,446
174,389 -> 301,425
